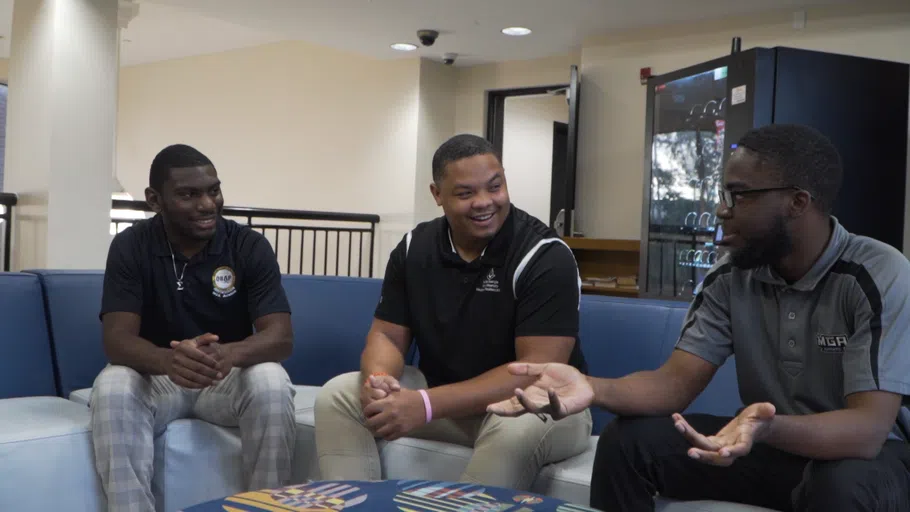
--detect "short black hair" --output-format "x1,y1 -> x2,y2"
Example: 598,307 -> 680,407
431,134 -> 500,183
149,144 -> 214,191
737,124 -> 843,214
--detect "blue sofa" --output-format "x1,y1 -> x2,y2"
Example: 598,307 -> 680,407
0,271 -> 764,512
0,273 -> 105,510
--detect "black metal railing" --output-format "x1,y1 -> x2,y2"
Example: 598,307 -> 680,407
112,200 -> 381,277
0,193 -> 16,271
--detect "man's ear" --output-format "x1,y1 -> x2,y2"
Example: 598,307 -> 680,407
790,189 -> 812,218
430,182 -> 442,207
145,187 -> 163,214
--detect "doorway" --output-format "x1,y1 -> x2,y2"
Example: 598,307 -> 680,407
485,66 -> 581,236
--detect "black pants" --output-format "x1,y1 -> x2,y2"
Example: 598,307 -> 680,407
590,415 -> 910,512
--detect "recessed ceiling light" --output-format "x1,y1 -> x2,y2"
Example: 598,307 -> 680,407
390,43 -> 417,51
502,27 -> 532,36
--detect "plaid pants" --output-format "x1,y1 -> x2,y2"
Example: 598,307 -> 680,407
90,362 -> 296,512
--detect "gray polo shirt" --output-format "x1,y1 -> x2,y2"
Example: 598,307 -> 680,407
677,217 -> 910,441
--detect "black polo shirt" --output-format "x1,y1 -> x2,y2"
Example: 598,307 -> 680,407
101,215 -> 290,348
375,205 -> 587,388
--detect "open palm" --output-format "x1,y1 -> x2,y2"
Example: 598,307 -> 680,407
487,362 -> 594,420
673,402 -> 776,466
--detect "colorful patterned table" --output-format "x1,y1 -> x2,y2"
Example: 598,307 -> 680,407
180,479 -> 598,512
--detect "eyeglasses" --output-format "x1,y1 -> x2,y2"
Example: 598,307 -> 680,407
717,185 -> 808,208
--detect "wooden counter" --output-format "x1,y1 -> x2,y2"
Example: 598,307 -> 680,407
562,237 -> 641,298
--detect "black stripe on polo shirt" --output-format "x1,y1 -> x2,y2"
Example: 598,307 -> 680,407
830,260 -> 883,389
679,262 -> 733,340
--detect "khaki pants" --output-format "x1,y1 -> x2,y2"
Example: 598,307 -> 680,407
314,366 -> 592,490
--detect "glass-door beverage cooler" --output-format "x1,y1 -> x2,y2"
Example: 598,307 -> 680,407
638,45 -> 909,300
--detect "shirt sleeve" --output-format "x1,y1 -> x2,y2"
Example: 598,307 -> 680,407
513,241 -> 580,338
243,231 -> 291,321
674,256 -> 734,366
842,249 -> 910,398
100,229 -> 144,317
373,234 -> 411,327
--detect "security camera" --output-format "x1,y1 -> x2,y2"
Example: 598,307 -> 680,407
443,53 -> 457,66
417,29 -> 439,47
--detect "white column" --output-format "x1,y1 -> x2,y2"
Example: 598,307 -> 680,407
4,0 -> 128,270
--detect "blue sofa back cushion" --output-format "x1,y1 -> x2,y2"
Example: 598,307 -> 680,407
578,295 -> 743,433
28,271 -> 385,392
0,273 -> 58,398
281,275 -> 385,385
27,268 -> 743,432
27,270 -> 106,397
578,296 -> 687,433
654,305 -> 744,418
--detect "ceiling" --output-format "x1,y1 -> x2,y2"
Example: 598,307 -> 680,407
0,0 -> 874,67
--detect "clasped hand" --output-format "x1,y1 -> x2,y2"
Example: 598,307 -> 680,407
360,374 -> 426,442
166,333 -> 233,389
673,402 -> 776,466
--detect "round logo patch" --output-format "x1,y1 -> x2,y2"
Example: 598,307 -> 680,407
212,266 -> 237,298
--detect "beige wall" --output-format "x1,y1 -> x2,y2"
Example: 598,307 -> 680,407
502,94 -> 568,224
576,4 -> 910,242
116,40 -> 421,275
414,58 -> 457,225
111,43 -> 584,276
2,3 -> 904,273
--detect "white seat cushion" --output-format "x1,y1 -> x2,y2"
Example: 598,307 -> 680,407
153,419 -> 243,512
0,396 -> 105,511
293,387 -> 778,511
72,385 -> 779,511
70,387 -> 91,405
656,499 -> 781,511
531,437 -> 599,504
292,385 -> 321,483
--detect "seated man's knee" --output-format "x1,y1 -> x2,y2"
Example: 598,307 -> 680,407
597,416 -> 669,461
481,415 -> 547,451
479,412 -> 588,457
91,365 -> 146,405
314,372 -> 362,415
241,362 -> 294,404
798,459 -> 884,509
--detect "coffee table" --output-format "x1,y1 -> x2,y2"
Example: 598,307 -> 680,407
180,479 -> 598,511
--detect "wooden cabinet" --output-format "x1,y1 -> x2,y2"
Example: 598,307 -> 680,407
562,238 -> 640,298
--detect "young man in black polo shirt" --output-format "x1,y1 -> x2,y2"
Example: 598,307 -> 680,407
92,144 -> 297,512
314,134 -> 592,489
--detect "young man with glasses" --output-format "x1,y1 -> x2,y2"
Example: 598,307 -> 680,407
488,124 -> 910,511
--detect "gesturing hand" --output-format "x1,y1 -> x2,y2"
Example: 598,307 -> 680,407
360,373 -> 401,411
486,362 -> 594,420
673,402 -> 776,466
166,333 -> 221,389
363,389 -> 426,441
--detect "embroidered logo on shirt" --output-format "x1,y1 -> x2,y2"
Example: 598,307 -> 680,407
477,268 -> 500,293
212,266 -> 237,299
816,334 -> 847,353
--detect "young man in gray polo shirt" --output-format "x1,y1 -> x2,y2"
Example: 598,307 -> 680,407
488,124 -> 910,511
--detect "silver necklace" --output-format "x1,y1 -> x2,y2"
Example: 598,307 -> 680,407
167,240 -> 188,291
